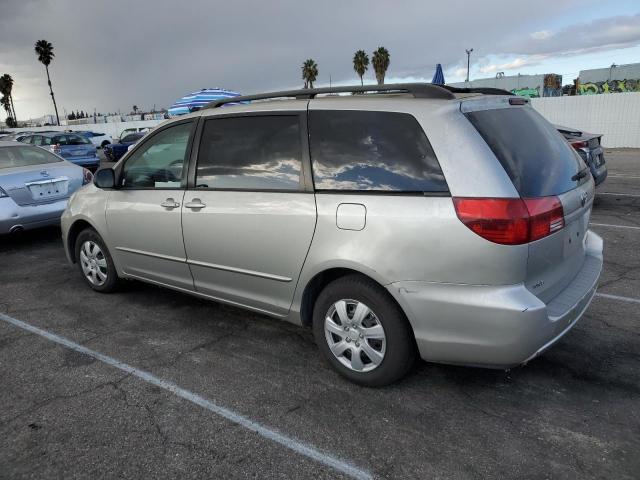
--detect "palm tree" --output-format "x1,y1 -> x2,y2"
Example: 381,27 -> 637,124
34,39 -> 60,126
0,95 -> 11,117
0,74 -> 17,122
372,47 -> 390,85
353,50 -> 369,86
301,59 -> 318,89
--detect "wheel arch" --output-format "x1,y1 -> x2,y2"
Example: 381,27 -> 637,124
66,218 -> 98,263
298,266 -> 408,330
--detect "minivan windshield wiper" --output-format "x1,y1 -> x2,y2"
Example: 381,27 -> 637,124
571,167 -> 589,182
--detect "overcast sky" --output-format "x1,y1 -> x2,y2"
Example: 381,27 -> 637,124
1,0 -> 639,119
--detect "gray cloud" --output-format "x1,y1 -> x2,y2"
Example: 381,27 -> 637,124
0,0 -> 637,119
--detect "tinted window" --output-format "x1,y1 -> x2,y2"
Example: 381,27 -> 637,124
309,111 -> 448,192
122,122 -> 193,188
465,107 -> 587,197
0,146 -> 63,169
196,115 -> 302,190
122,133 -> 143,143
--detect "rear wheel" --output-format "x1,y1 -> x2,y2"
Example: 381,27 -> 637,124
312,274 -> 416,386
75,228 -> 119,293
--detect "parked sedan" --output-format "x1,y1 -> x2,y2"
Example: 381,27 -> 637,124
103,132 -> 145,162
556,125 -> 607,186
77,131 -> 113,149
20,132 -> 99,168
0,141 -> 92,234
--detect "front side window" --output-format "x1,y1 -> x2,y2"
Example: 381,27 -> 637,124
196,115 -> 302,190
309,110 -> 448,192
121,122 -> 193,188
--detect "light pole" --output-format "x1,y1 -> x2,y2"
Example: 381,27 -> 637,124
465,48 -> 473,83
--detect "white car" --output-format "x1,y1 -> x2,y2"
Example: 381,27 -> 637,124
78,131 -> 113,149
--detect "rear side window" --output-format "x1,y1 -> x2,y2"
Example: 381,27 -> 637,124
309,110 -> 448,192
0,146 -> 63,169
196,115 -> 302,190
465,107 -> 586,197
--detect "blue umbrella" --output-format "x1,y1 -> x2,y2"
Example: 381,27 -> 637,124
168,88 -> 243,116
431,64 -> 445,85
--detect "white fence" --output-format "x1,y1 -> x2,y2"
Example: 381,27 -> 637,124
532,92 -> 640,148
10,119 -> 165,140
9,92 -> 640,148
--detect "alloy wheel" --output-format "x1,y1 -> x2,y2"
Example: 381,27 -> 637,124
79,240 -> 108,286
324,299 -> 386,372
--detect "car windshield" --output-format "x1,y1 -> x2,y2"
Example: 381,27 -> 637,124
0,145 -> 63,169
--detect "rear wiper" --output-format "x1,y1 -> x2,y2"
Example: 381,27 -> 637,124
571,167 -> 589,181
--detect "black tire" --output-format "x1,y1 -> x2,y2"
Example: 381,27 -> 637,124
312,274 -> 416,387
74,228 -> 119,293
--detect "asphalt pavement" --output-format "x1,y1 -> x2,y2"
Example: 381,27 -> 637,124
1,149 -> 639,479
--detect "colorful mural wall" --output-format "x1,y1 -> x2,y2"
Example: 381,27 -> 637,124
578,79 -> 640,95
510,74 -> 562,98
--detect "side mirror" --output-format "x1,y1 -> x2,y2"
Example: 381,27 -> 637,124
94,168 -> 115,189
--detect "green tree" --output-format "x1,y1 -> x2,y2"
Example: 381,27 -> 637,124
301,59 -> 318,89
34,39 -> 60,126
352,50 -> 369,86
372,46 -> 390,85
0,74 -> 17,122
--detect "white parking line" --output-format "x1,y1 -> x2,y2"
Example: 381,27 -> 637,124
606,174 -> 640,179
596,293 -> 640,305
0,313 -> 372,480
597,192 -> 640,198
590,223 -> 640,231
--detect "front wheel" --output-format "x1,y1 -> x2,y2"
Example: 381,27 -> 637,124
312,274 -> 416,387
75,228 -> 119,293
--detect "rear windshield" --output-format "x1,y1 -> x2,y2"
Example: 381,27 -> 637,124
465,107 -> 587,197
0,146 -> 63,169
51,134 -> 91,146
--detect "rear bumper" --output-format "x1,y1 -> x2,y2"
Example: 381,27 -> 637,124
0,196 -> 68,234
65,156 -> 99,167
387,230 -> 603,368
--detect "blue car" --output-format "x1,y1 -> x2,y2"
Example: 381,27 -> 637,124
20,132 -> 99,168
103,132 -> 145,162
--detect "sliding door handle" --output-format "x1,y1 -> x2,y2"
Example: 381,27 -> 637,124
185,199 -> 206,209
160,198 -> 180,209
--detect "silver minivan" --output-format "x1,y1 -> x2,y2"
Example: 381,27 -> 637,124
61,84 -> 603,386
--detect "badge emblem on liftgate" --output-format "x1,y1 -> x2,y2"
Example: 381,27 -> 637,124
40,170 -> 49,177
580,192 -> 587,207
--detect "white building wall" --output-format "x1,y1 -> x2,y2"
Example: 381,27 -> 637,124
531,92 -> 640,148
10,119 -> 165,140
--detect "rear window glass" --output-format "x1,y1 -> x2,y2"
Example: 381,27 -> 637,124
309,111 -> 448,192
465,107 -> 587,197
0,146 -> 63,169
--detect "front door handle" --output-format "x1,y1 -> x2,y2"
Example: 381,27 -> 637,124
185,199 -> 206,209
160,198 -> 180,209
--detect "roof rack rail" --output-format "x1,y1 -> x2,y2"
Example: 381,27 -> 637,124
204,83 -> 457,108
441,85 -> 515,96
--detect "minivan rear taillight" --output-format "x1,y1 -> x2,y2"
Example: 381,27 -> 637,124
453,197 -> 564,245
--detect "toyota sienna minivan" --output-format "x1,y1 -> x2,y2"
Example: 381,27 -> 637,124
61,83 -> 603,386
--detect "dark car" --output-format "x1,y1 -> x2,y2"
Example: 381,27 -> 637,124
20,132 -> 99,168
103,132 -> 145,162
556,125 -> 607,186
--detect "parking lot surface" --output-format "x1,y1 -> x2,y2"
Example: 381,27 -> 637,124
1,149 -> 639,479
